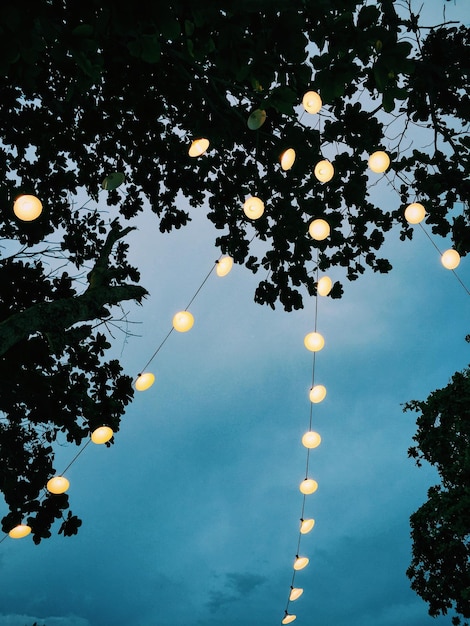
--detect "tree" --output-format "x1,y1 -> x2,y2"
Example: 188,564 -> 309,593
405,366 -> 470,626
0,0 -> 467,545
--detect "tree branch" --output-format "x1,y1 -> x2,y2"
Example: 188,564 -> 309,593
0,222 -> 148,356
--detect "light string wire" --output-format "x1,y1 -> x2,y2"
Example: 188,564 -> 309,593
417,223 -> 470,296
282,258 -> 322,624
2,250 -> 234,541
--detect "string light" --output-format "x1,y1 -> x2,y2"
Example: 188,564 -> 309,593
368,150 -> 390,173
404,202 -> 426,224
304,331 -> 325,352
289,587 -> 304,601
309,219 -> 330,241
13,194 -> 43,221
188,138 -> 209,157
91,426 -> 114,444
309,384 -> 326,403
441,249 -> 460,270
302,431 -> 321,449
216,256 -> 233,277
293,556 -> 309,570
46,476 -> 70,495
280,148 -> 296,171
282,613 -> 297,624
300,518 -> 315,534
317,276 -> 332,296
172,310 -> 194,332
135,372 -> 155,391
8,524 -> 31,539
243,196 -> 265,219
314,160 -> 334,183
299,478 -> 318,494
302,90 -> 322,114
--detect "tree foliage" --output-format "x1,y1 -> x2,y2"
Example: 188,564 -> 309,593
0,0 -> 467,561
405,367 -> 470,626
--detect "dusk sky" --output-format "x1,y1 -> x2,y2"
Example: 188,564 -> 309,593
0,2 -> 468,626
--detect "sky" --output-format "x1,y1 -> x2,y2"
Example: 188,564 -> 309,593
0,2 -> 469,626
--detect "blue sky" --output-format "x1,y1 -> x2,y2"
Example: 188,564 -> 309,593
1,2 -> 469,625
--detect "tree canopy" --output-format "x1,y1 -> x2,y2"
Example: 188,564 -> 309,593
0,0 -> 468,617
405,365 -> 470,626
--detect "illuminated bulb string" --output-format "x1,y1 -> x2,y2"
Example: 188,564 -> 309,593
282,263 -> 323,624
0,440 -> 92,544
2,254 -> 234,542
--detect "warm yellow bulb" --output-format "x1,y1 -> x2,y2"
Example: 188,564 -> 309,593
302,431 -> 322,449
314,159 -> 334,183
243,196 -> 264,219
47,476 -> 70,495
216,256 -> 233,277
304,331 -> 325,352
300,478 -> 318,494
404,202 -> 426,224
300,518 -> 315,534
135,372 -> 155,391
188,138 -> 209,157
441,249 -> 460,270
172,310 -> 194,332
294,556 -> 309,570
309,384 -> 327,403
368,151 -> 390,173
317,276 -> 332,296
8,524 -> 31,539
289,587 -> 304,602
282,614 -> 297,624
91,426 -> 114,444
309,219 -> 330,241
280,148 -> 296,171
302,90 -> 322,114
13,194 -> 43,221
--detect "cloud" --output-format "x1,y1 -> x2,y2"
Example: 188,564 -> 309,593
0,616 -> 91,626
206,572 -> 267,613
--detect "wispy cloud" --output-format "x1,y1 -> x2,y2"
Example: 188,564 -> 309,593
207,572 -> 267,613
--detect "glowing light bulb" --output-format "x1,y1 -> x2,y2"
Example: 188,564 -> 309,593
243,196 -> 264,219
441,249 -> 460,270
300,518 -> 315,534
368,151 -> 390,173
216,256 -> 233,277
172,310 -> 194,332
13,194 -> 43,221
309,384 -> 327,403
91,426 -> 114,444
314,159 -> 334,183
317,276 -> 332,296
304,332 -> 325,352
135,372 -> 155,391
300,478 -> 318,494
302,431 -> 322,449
302,90 -> 322,114
188,138 -> 209,157
280,148 -> 296,171
282,614 -> 297,624
289,587 -> 304,601
8,524 -> 31,539
404,202 -> 426,224
294,556 -> 309,570
309,219 -> 330,241
47,476 -> 70,495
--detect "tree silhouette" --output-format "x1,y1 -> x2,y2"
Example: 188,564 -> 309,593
405,365 -> 470,626
0,1 -> 468,618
